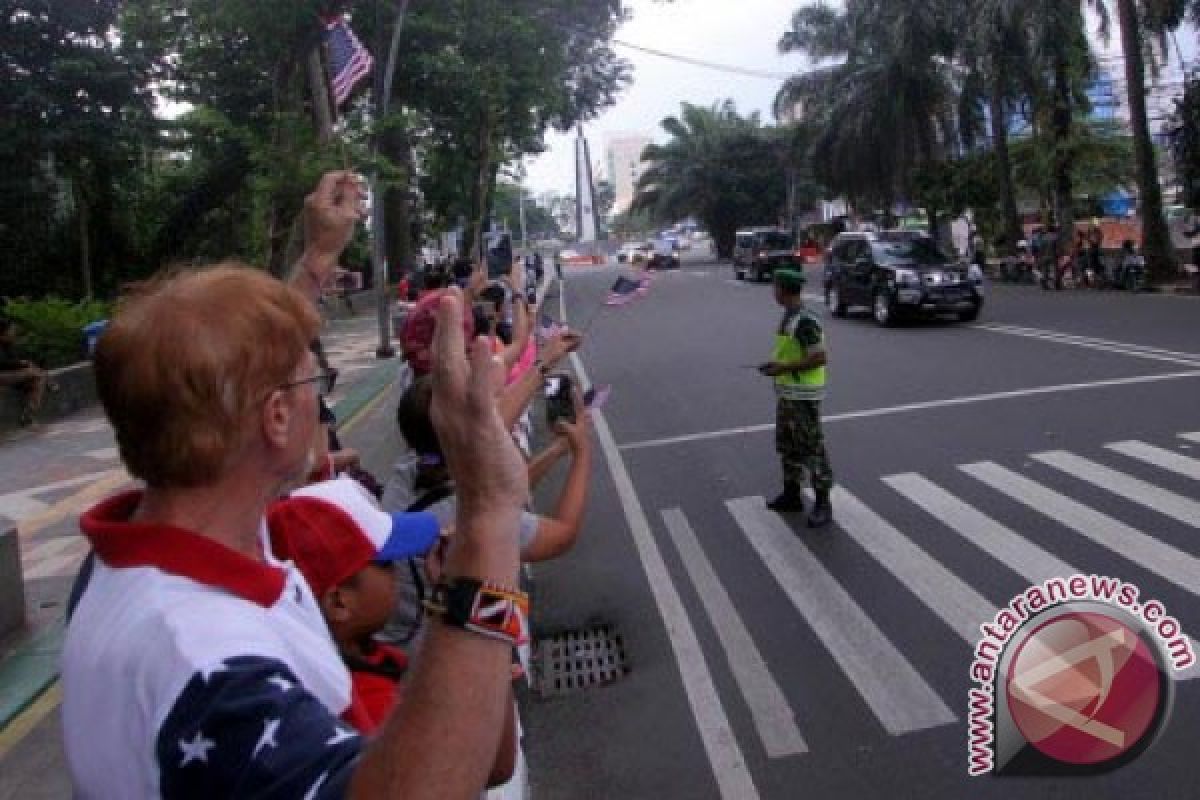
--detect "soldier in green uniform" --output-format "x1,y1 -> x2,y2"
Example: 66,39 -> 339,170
759,269 -> 834,527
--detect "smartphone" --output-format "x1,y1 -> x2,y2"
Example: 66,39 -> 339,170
472,304 -> 492,336
544,373 -> 575,425
583,384 -> 611,410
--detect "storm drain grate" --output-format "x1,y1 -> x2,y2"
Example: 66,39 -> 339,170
534,624 -> 629,696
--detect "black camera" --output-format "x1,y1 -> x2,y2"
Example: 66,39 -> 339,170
544,372 -> 575,425
485,232 -> 513,279
471,303 -> 491,336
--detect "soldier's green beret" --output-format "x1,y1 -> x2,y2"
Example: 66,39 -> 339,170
774,269 -> 806,293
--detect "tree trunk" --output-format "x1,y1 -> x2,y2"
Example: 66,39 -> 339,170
989,78 -> 1023,253
1117,0 -> 1177,281
1051,49 -> 1075,265
381,124 -> 413,282
464,111 -> 493,261
75,178 -> 93,300
306,48 -> 335,144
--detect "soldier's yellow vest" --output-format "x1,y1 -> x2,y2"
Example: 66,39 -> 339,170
772,308 -> 826,400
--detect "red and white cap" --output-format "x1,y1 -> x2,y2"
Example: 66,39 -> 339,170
268,476 -> 440,598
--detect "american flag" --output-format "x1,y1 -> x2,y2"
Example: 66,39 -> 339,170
324,15 -> 374,108
605,276 -> 641,306
157,656 -> 362,798
537,314 -> 566,341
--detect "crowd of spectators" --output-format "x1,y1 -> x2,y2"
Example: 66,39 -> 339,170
61,170 -> 592,798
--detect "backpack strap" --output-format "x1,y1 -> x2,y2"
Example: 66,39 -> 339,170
405,485 -> 453,513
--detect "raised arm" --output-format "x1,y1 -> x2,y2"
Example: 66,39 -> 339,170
349,290 -> 526,800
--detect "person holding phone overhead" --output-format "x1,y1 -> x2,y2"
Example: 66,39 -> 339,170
758,269 -> 834,528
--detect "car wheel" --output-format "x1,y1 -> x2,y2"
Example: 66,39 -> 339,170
958,303 -> 981,323
873,290 -> 897,327
829,285 -> 847,318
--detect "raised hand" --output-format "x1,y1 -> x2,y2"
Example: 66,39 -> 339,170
430,289 -> 528,529
303,171 -> 366,270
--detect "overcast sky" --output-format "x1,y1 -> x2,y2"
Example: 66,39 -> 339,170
524,0 -> 809,195
523,1 -> 1198,197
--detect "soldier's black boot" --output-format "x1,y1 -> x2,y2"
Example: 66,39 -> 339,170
807,492 -> 833,528
766,490 -> 806,514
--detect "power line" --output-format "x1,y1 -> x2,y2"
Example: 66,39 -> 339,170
610,38 -> 793,81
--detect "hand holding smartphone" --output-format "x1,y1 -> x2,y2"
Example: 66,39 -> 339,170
583,384 -> 611,410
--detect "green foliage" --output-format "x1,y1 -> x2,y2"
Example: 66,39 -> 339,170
0,0 -> 155,298
634,101 -> 788,258
2,0 -> 629,297
1169,71 -> 1200,208
393,0 -> 630,252
776,0 -> 960,206
1009,119 -> 1136,199
3,298 -> 113,368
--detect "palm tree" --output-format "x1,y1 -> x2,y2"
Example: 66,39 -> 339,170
963,1 -> 1039,253
976,0 -> 1111,266
633,101 -> 788,258
1109,0 -> 1186,279
775,1 -> 960,236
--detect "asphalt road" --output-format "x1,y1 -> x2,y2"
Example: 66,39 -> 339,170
524,251 -> 1200,799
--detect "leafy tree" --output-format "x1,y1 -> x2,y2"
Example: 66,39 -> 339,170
1168,71 -> 1200,208
121,0 -> 335,276
491,182 -> 560,241
776,0 -> 960,238
633,101 -> 787,258
1,1 -> 155,299
385,0 -> 629,258
1107,0 -> 1186,278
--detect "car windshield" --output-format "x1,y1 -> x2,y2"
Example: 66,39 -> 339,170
757,233 -> 794,250
871,238 -> 946,266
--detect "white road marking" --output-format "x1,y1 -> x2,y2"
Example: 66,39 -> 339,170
20,535 -> 79,566
960,462 -> 1200,596
1106,440 -> 1200,482
979,325 -> 1200,363
83,447 -> 119,461
662,508 -> 808,758
882,473 -> 1076,584
831,488 -> 996,644
562,286 -> 760,799
976,324 -> 1200,368
0,494 -> 50,520
1031,451 -> 1200,529
23,537 -> 89,581
618,371 -> 1200,452
727,496 -> 955,736
1180,432 -> 1200,445
42,419 -> 110,437
887,469 -> 1200,680
0,470 -> 117,523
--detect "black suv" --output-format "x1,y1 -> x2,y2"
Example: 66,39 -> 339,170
825,231 -> 982,326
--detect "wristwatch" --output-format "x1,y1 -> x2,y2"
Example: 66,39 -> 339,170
424,578 -> 530,646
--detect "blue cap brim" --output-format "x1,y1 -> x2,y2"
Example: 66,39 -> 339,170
376,511 -> 440,561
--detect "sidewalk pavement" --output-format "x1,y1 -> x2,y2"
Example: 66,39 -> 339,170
0,310 -> 406,798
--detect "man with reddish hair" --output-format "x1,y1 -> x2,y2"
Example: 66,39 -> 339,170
62,172 -> 528,799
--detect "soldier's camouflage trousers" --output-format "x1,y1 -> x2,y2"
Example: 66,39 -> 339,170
775,397 -> 834,494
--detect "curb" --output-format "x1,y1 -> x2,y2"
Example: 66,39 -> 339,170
0,359 -> 399,736
0,620 -> 63,736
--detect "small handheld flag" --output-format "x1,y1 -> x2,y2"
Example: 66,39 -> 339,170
605,276 -> 641,306
324,15 -> 374,108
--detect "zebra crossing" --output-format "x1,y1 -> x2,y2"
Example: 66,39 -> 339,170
655,430 -> 1200,760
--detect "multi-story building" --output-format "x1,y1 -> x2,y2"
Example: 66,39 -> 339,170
604,133 -> 653,216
